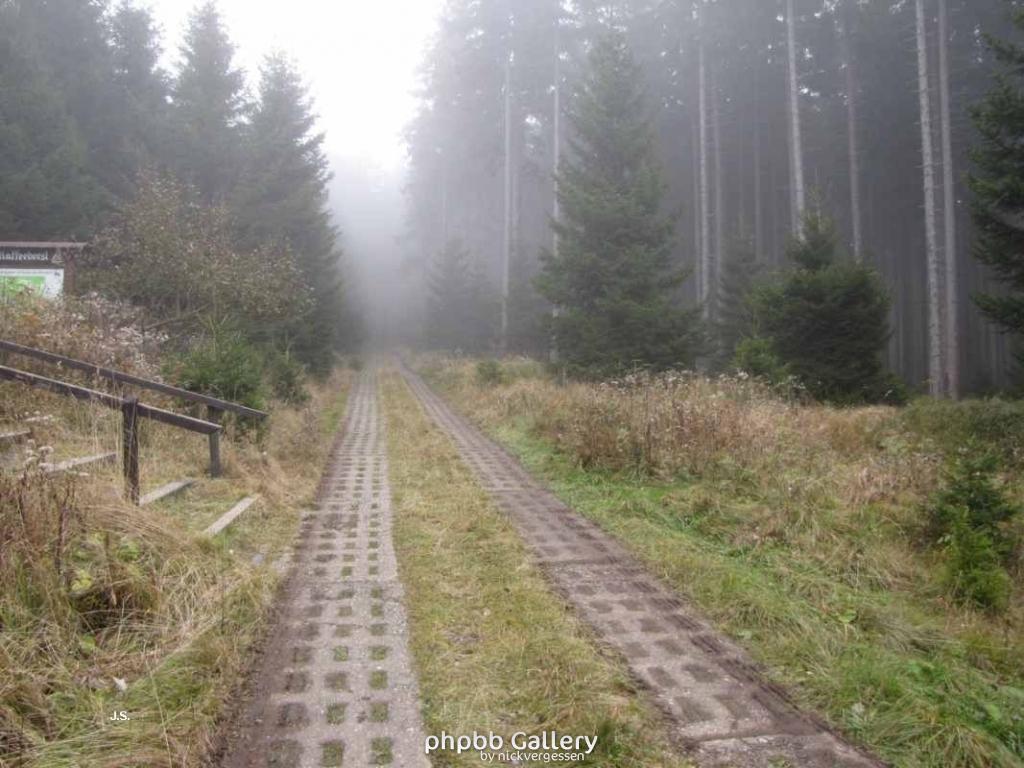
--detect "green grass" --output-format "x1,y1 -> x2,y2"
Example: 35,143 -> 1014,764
381,372 -> 691,768
449,408 -> 1024,768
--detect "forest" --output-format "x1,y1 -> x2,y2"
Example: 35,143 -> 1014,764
0,0 -> 358,381
3,1 -> 1024,767
407,0 -> 1024,398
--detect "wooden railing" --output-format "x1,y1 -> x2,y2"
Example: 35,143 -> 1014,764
0,365 -> 222,503
0,339 -> 268,420
0,339 -> 270,481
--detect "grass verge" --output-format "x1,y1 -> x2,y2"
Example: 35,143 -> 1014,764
0,372 -> 351,768
381,370 -> 690,768
422,358 -> 1024,768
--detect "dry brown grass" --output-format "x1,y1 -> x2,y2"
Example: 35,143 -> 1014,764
0,295 -> 353,767
430,358 -> 938,517
422,358 -> 1001,600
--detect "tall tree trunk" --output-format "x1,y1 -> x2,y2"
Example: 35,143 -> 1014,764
712,67 -> 724,317
938,0 -> 959,397
550,6 -> 561,364
841,0 -> 863,262
738,113 -> 748,240
692,112 -> 702,282
785,0 -> 806,233
501,49 -> 512,356
754,121 -> 763,262
916,0 -> 944,397
440,160 -> 450,247
698,2 -> 711,318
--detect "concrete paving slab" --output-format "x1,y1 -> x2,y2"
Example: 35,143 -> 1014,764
399,363 -> 883,768
220,370 -> 428,768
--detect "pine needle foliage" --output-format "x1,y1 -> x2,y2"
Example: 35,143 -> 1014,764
970,9 -> 1024,367
536,32 -> 702,378
744,210 -> 897,404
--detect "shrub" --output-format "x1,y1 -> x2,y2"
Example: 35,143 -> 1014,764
928,451 -> 1021,612
85,173 -> 311,341
733,337 -> 790,384
167,332 -> 267,412
0,292 -> 164,380
944,514 -> 1013,612
265,350 -> 309,405
930,452 -> 1021,558
476,359 -> 506,387
904,398 -> 1024,466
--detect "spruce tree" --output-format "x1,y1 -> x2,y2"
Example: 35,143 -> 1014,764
716,239 -> 765,366
745,210 -> 897,403
536,32 -> 702,378
0,3 -> 106,238
14,0 -> 127,200
234,54 -> 346,372
110,3 -> 171,177
172,1 -> 245,203
969,9 -> 1024,367
426,239 -> 497,354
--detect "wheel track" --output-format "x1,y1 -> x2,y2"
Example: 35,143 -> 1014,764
220,370 -> 428,768
399,364 -> 884,768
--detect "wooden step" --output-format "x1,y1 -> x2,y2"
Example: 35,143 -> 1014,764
22,415 -> 55,425
205,496 -> 259,537
41,452 -> 116,475
0,429 -> 30,446
140,479 -> 195,507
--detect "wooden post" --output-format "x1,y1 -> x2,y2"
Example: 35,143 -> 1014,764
206,405 -> 223,478
63,249 -> 78,295
122,397 -> 140,504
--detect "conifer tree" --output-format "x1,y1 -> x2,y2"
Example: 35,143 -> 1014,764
970,9 -> 1024,367
172,1 -> 245,203
234,54 -> 346,371
0,0 -> 111,236
716,239 -> 764,365
111,4 -> 171,172
426,239 -> 497,354
745,210 -> 897,403
536,32 -> 702,377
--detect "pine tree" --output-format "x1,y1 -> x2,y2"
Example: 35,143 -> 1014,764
969,8 -> 1024,368
172,1 -> 245,203
536,32 -> 702,377
234,54 -> 346,371
746,210 -> 897,403
426,240 -> 498,354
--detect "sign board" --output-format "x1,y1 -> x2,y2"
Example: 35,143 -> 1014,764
0,242 -> 85,298
0,268 -> 65,298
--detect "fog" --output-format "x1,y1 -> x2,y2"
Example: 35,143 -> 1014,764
146,0 -> 444,345
148,0 -> 442,169
328,157 -> 414,346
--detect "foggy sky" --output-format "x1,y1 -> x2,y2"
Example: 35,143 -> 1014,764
148,0 -> 444,171
147,0 -> 441,339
